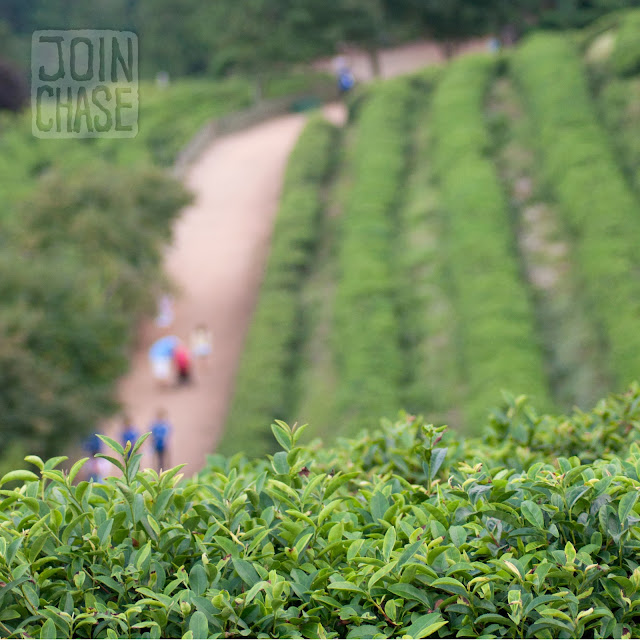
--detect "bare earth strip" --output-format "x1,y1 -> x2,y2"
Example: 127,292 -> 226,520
112,41 -> 487,475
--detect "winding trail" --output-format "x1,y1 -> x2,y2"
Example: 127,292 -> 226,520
114,113 -> 310,475
111,40 -> 487,476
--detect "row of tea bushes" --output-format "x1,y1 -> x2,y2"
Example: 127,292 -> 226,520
583,9 -> 640,192
394,73 -> 463,426
430,55 -> 552,428
512,33 -> 640,390
220,118 -> 338,457
332,78 -> 414,436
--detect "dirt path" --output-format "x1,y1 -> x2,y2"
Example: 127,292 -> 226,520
111,41 -> 488,476
113,113 -> 309,475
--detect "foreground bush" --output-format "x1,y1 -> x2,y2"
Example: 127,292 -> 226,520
2,386 -> 640,638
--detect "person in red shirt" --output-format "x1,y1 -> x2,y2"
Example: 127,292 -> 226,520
173,342 -> 192,385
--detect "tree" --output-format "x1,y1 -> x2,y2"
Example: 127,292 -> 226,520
0,163 -> 191,458
332,0 -> 387,76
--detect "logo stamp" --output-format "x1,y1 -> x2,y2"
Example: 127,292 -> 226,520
32,30 -> 138,138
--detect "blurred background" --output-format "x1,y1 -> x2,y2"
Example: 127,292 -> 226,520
2,0 -> 640,473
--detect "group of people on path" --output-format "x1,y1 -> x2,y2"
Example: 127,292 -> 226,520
83,409 -> 173,481
150,295 -> 213,388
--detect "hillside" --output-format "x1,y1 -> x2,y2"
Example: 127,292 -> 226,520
0,71 -> 332,470
223,9 -> 640,458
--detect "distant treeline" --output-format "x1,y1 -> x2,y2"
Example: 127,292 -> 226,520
2,0 -> 640,79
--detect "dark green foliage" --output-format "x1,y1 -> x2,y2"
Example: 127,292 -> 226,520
3,387 -> 640,637
221,117 -> 338,457
0,165 -> 191,460
430,55 -> 552,429
333,78 -> 414,436
0,56 -> 26,112
512,33 -> 640,390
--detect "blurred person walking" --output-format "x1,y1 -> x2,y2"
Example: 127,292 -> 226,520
83,432 -> 102,457
155,294 -> 174,329
190,323 -> 213,370
120,416 -> 139,457
83,432 -> 104,481
333,55 -> 355,96
85,456 -> 109,482
149,335 -> 179,388
174,341 -> 193,385
150,409 -> 172,471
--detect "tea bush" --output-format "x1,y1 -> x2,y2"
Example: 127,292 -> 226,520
430,55 -> 552,429
512,33 -> 640,390
3,386 -> 640,638
586,10 -> 640,192
611,10 -> 640,76
333,77 -> 414,436
394,70 -> 462,425
595,74 -> 640,191
221,117 -> 338,457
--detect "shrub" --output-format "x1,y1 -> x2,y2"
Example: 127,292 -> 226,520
430,55 -> 552,429
587,11 -> 640,193
333,78 -> 414,437
2,387 -> 640,637
611,10 -> 640,76
394,70 -> 462,425
220,117 -> 338,457
512,33 -> 640,390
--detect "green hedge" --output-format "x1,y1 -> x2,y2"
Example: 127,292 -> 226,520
2,385 -> 640,637
596,75 -> 640,191
512,33 -> 640,390
395,70 -> 462,424
333,78 -> 414,436
220,117 -> 338,457
430,55 -> 552,429
611,10 -> 640,76
587,10 -> 640,192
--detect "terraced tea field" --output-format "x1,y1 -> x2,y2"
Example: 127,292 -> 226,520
224,10 -> 640,456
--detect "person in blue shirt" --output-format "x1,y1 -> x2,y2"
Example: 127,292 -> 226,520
120,416 -> 139,458
83,433 -> 102,457
83,432 -> 103,481
150,409 -> 172,471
